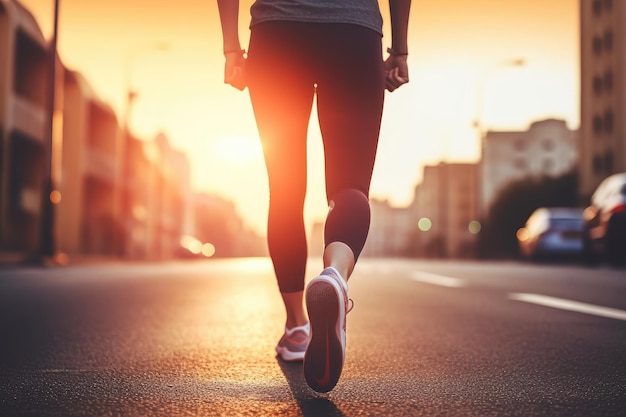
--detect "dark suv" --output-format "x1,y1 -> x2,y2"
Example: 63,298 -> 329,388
583,172 -> 626,266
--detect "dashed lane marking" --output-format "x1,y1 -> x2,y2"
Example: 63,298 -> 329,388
409,274 -> 626,322
509,292 -> 626,322
410,271 -> 466,288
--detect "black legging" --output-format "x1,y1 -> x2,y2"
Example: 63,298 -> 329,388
247,22 -> 385,293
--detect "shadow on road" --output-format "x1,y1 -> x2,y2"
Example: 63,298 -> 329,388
277,358 -> 345,417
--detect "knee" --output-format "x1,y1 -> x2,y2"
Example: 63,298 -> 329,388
324,188 -> 371,262
328,188 -> 368,210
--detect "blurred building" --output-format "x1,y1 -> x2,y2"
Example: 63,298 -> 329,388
57,70 -> 120,257
124,132 -> 191,260
192,192 -> 266,258
340,118 -> 575,259
154,133 -> 194,257
311,201 -> 416,258
579,0 -> 626,200
362,162 -> 479,259
412,162 -> 480,258
0,0 -> 49,255
0,0 -> 271,263
363,199 -> 413,257
481,119 -> 578,216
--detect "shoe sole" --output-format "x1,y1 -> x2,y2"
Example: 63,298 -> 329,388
303,278 -> 344,393
276,346 -> 305,362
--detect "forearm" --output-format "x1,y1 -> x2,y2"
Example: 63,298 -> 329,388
389,0 -> 411,53
217,0 -> 242,52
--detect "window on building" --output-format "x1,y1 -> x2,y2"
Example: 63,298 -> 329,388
604,70 -> 613,91
604,30 -> 614,52
514,138 -> 526,152
514,158 -> 527,171
604,109 -> 614,133
13,31 -> 48,107
604,150 -> 614,173
592,36 -> 603,55
593,0 -> 602,15
542,139 -> 554,151
543,159 -> 554,174
593,75 -> 603,94
593,154 -> 603,175
593,114 -> 603,134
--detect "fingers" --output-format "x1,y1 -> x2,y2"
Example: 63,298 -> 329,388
224,54 -> 247,91
225,66 -> 246,91
383,55 -> 409,92
385,67 -> 409,92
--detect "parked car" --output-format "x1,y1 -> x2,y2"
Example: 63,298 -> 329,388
582,172 -> 626,266
517,207 -> 584,261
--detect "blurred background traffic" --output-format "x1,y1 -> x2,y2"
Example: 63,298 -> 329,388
0,0 -> 624,266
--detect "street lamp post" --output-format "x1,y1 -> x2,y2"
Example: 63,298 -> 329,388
35,0 -> 60,263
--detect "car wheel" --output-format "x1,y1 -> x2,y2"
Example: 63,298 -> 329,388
605,224 -> 626,268
582,229 -> 601,267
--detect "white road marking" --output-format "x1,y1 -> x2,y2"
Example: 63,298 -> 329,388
410,271 -> 466,288
509,293 -> 626,322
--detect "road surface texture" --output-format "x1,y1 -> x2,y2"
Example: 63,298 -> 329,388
1,258 -> 625,416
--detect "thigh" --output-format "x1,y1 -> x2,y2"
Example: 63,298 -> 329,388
247,23 -> 316,201
315,25 -> 385,198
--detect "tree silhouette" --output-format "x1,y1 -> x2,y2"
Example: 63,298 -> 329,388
478,170 -> 579,258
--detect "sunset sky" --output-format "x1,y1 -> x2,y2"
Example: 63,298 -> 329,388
20,0 -> 579,236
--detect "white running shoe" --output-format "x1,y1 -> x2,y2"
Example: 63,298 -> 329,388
276,322 -> 310,362
303,267 -> 353,393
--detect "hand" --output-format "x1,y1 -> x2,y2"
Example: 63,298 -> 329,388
224,51 -> 247,91
384,55 -> 409,92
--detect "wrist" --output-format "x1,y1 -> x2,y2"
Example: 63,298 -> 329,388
224,48 -> 245,55
387,47 -> 408,56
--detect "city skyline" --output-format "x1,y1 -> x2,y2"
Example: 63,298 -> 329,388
19,0 -> 579,235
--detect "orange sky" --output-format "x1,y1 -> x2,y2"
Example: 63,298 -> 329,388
20,0 -> 579,236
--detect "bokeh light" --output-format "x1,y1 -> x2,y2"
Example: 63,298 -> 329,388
468,220 -> 482,234
418,217 -> 432,232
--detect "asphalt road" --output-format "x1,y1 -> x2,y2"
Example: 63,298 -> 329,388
0,258 -> 625,416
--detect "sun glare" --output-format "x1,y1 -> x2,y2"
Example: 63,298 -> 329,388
214,136 -> 262,165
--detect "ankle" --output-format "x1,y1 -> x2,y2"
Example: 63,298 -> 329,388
323,242 -> 355,282
285,316 -> 308,329
285,321 -> 309,334
325,266 -> 349,285
281,290 -> 307,329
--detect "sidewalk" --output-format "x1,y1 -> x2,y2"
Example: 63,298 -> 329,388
0,251 -> 28,266
0,251 -> 124,268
